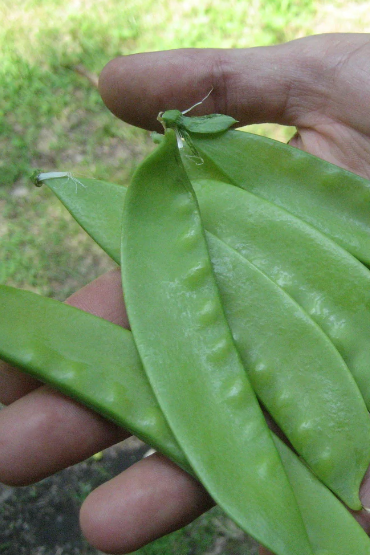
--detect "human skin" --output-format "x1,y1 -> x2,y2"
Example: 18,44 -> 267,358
1,33 -> 370,555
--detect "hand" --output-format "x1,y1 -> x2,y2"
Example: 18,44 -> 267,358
1,32 -> 370,555
99,33 -> 370,553
0,269 -> 213,552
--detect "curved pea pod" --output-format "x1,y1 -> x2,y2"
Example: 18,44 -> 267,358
43,175 -> 125,263
121,129 -> 313,555
0,285 -> 187,469
273,436 -> 370,555
184,129 -> 370,265
194,178 -> 370,410
40,172 -> 370,507
1,286 -> 370,554
207,232 -> 370,510
39,173 -> 126,265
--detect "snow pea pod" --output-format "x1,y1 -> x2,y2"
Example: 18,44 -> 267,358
194,179 -> 370,410
1,286 -> 370,555
40,176 -> 370,413
121,129 -> 313,555
40,172 -> 370,507
273,435 -> 370,555
40,173 -> 126,265
207,232 -> 370,510
185,129 -> 370,265
44,175 -> 125,263
0,286 -> 187,469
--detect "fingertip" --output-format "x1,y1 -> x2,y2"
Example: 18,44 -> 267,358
80,486 -> 125,555
99,56 -> 125,120
99,53 -> 161,131
98,49 -> 220,131
80,453 -> 212,554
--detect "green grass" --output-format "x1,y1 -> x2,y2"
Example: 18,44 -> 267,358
0,185 -> 116,298
0,0 -> 321,298
2,0 -> 369,553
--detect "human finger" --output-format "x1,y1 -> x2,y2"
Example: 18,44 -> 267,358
0,269 -> 130,484
80,452 -> 213,554
98,33 -> 370,133
65,267 -> 128,327
0,385 -> 128,486
0,362 -> 40,406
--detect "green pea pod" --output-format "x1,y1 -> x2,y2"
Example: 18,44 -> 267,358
0,286 -> 187,469
194,179 -> 370,410
121,128 -> 313,555
273,435 -> 370,555
184,129 -> 370,265
207,232 -> 370,510
44,175 -> 126,263
40,173 -> 125,264
1,285 -> 370,555
39,171 -> 370,508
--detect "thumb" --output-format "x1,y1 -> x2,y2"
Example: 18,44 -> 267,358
97,33 -> 365,132
98,41 -> 301,131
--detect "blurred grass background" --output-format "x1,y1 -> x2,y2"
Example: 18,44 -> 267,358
3,0 -> 370,298
1,0 -> 370,553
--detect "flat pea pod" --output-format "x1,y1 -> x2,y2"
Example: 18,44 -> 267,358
207,232 -> 370,510
1,285 -> 370,555
121,129 -> 313,555
194,178 -> 370,410
0,286 -> 187,469
44,175 -> 126,263
40,173 -> 126,265
184,129 -> 370,265
40,172 -> 370,507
